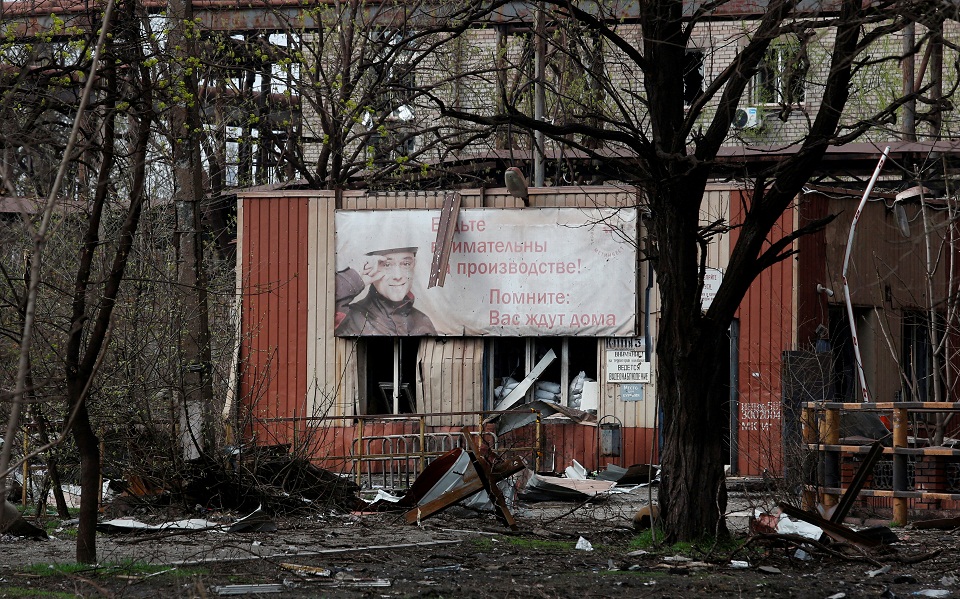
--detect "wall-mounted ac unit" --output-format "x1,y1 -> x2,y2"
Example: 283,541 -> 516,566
732,106 -> 762,129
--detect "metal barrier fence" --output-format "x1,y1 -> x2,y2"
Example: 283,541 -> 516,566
258,410 -> 544,491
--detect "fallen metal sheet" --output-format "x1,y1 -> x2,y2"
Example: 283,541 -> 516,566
595,463 -> 660,485
492,399 -> 596,435
99,506 -> 273,534
413,447 -> 472,507
98,517 -> 221,533
170,540 -> 464,567
404,430 -> 523,527
213,584 -> 284,595
595,464 -> 627,482
519,472 -> 616,502
362,447 -> 468,511
564,460 -> 588,480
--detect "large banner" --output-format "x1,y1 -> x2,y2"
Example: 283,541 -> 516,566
334,207 -> 637,337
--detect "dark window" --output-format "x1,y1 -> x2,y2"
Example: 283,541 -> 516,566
683,49 -> 705,106
363,337 -> 420,414
902,311 -> 944,402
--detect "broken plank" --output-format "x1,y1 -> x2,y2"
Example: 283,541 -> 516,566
428,191 -> 461,288
831,441 -> 884,525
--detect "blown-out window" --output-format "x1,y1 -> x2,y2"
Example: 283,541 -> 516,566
487,338 -> 598,410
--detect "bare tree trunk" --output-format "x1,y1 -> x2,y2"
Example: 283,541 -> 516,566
71,399 -> 99,563
168,0 -> 217,456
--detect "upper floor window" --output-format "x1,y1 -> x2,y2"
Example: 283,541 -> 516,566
683,49 -> 705,106
751,37 -> 808,106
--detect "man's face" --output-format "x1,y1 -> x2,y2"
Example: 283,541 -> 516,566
373,251 -> 415,302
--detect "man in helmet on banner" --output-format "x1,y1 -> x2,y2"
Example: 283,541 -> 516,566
335,246 -> 436,336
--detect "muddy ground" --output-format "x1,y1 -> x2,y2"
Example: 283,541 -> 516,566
2,487 -> 958,598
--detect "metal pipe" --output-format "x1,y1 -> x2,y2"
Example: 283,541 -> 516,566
841,146 -> 890,402
533,1 -> 545,187
902,24 -> 916,141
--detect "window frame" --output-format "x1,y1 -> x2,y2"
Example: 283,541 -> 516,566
751,37 -> 808,107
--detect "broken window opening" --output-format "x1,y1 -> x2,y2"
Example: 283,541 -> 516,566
487,337 -> 598,410
362,337 -> 420,414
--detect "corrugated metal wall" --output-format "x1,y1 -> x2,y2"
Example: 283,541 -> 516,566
731,189 -> 796,476
238,193 -> 311,447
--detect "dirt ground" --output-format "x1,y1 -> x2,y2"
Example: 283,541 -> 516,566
2,487 -> 959,599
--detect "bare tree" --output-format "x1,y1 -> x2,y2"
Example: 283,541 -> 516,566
428,0 -> 956,540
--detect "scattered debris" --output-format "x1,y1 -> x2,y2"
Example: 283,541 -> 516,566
99,505 -> 275,535
422,564 -> 461,573
279,563 -> 332,577
758,566 -> 782,574
867,565 -> 892,578
169,539 -> 464,567
778,503 -> 893,548
912,591 -> 950,598
729,560 -> 750,569
774,510 -> 823,541
575,536 -> 593,551
633,504 -> 660,530
227,505 -> 277,533
114,444 -> 360,517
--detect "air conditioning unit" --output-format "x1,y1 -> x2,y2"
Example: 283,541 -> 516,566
732,106 -> 762,129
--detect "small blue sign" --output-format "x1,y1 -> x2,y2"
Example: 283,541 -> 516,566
620,384 -> 644,402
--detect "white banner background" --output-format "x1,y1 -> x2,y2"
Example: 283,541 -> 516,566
335,207 -> 638,336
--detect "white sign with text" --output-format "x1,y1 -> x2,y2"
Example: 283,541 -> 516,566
334,208 -> 638,336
